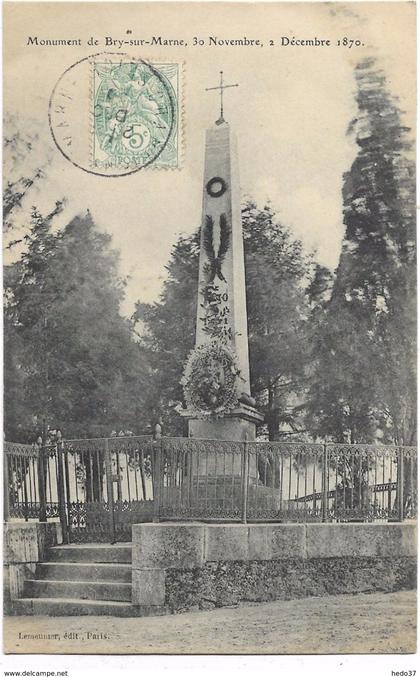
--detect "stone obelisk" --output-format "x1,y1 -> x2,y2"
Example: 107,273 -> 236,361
185,72 -> 263,441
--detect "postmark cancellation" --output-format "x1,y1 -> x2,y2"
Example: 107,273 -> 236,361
49,53 -> 182,176
92,59 -> 181,171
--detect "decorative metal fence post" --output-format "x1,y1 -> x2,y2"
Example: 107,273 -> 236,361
321,443 -> 329,523
104,437 -> 116,543
153,424 -> 162,523
398,447 -> 404,522
37,436 -> 47,522
241,438 -> 249,524
56,432 -> 69,543
62,443 -> 72,541
187,449 -> 194,511
3,452 -> 10,522
387,476 -> 392,517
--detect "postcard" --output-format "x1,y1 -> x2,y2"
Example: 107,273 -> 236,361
3,0 -> 416,657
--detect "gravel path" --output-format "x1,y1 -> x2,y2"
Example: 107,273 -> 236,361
3,590 -> 416,655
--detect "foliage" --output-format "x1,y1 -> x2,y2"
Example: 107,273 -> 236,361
243,202 -> 312,439
133,232 -> 200,435
4,209 -> 148,441
306,58 -> 416,445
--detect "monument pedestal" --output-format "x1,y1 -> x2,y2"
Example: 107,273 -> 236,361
179,403 -> 264,480
187,403 -> 264,442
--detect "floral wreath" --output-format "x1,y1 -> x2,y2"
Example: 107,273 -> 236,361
181,341 -> 241,416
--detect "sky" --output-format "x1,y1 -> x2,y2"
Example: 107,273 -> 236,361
4,2 -> 415,316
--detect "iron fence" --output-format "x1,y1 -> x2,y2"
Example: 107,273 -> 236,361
4,441 -> 60,522
60,435 -> 155,542
4,436 -> 417,542
4,436 -> 155,542
155,438 -> 417,523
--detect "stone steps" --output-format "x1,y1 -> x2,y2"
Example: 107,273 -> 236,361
35,561 -> 132,582
48,543 -> 132,563
24,579 -> 132,602
12,541 -> 159,616
12,597 -> 166,617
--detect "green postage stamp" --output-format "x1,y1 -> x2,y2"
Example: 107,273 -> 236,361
92,59 -> 181,171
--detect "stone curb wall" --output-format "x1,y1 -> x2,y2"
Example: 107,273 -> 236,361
131,522 -> 417,609
3,522 -> 62,613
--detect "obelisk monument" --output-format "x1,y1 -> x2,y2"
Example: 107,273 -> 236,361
181,72 -> 263,441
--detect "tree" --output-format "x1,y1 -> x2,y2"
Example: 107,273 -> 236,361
135,202 -> 313,440
243,202 -> 312,440
133,232 -> 200,436
307,58 -> 416,446
4,209 -> 148,440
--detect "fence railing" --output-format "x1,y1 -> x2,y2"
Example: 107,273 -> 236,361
4,436 -> 417,542
154,439 -> 417,523
4,442 -> 45,522
60,435 -> 155,541
4,436 -> 155,542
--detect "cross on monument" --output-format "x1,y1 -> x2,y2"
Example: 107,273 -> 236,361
206,71 -> 239,125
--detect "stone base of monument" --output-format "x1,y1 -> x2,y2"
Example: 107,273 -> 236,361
185,403 -> 264,442
175,403 -> 267,514
160,476 -> 282,518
